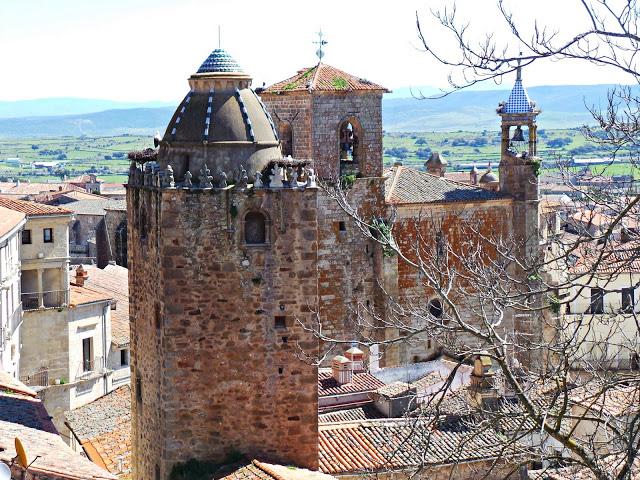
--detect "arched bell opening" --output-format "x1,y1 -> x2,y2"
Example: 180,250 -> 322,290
338,117 -> 363,177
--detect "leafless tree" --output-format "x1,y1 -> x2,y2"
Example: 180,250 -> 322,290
309,3 -> 640,479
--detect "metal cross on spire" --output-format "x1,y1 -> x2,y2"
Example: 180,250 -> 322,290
516,51 -> 522,81
314,29 -> 328,62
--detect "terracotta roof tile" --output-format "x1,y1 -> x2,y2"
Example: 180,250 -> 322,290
384,166 -> 506,205
69,285 -> 113,307
263,64 -> 388,94
318,418 -> 516,474
0,182 -> 85,198
80,265 -> 130,347
0,205 -> 25,239
319,405 -> 385,424
221,460 -> 337,480
0,196 -> 73,216
318,370 -> 385,397
0,383 -> 115,479
65,385 -> 131,479
375,381 -> 414,398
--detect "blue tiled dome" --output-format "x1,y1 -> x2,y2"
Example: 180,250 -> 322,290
503,79 -> 533,114
197,48 -> 243,74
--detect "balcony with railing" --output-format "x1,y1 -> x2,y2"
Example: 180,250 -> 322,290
75,356 -> 107,382
20,368 -> 50,388
21,289 -> 69,311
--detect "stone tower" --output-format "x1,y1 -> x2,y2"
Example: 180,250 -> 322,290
128,49 -> 319,480
260,64 -> 389,365
259,63 -> 388,179
497,65 -> 541,260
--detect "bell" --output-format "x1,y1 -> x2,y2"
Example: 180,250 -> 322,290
511,126 -> 525,142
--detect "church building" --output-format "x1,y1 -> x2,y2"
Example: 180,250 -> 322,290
127,46 -> 541,479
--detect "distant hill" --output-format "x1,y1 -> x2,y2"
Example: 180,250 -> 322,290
382,84 -> 634,132
0,98 -> 176,119
0,85 -> 634,137
0,107 -> 175,137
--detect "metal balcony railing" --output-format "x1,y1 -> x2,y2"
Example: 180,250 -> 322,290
20,368 -> 49,387
21,290 -> 69,311
75,356 -> 106,381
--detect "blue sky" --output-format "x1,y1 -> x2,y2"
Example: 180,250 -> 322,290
0,0 -> 633,102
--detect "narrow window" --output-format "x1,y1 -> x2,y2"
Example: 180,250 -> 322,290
120,349 -> 130,367
338,221 -> 346,232
339,119 -> 362,176
82,337 -> 93,372
136,377 -> 142,403
280,122 -> 293,157
275,316 -> 286,329
43,228 -> 53,243
278,367 -> 284,375
428,299 -> 443,318
21,230 -> 31,244
590,288 -> 604,314
245,211 -> 267,245
622,287 -> 634,313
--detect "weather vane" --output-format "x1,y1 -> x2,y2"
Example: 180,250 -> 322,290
314,29 -> 328,62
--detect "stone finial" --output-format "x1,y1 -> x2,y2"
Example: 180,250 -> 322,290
272,166 -> 284,188
285,166 -> 295,187
216,170 -> 228,188
144,164 -> 153,187
199,164 -> 213,188
296,165 -> 305,184
184,170 -> 193,188
254,170 -> 263,188
306,168 -> 317,188
236,165 -> 248,190
161,165 -> 175,188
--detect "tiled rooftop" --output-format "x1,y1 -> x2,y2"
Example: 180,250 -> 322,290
0,181 -> 84,198
0,375 -> 115,479
0,205 -> 25,239
263,63 -> 388,94
318,370 -> 385,397
65,385 -> 131,479
80,265 -> 130,347
384,166 -> 506,205
59,199 -> 126,216
69,284 -> 113,307
318,418 -> 515,474
375,381 -> 414,398
0,196 -> 73,216
197,48 -> 244,74
319,404 -> 385,424
221,460 -> 336,480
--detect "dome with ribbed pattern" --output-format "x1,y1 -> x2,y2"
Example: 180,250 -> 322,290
197,48 -> 243,74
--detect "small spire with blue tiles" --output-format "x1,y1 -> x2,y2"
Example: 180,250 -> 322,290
197,48 -> 243,74
501,59 -> 535,114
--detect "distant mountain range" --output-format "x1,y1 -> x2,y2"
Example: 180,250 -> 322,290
0,84 -> 633,137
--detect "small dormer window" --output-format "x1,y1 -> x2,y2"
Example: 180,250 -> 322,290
245,211 -> 267,245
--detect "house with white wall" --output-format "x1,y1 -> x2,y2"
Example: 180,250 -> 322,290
0,205 -> 26,378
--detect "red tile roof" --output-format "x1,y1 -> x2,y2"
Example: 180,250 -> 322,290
69,285 -> 113,307
80,265 -> 130,347
0,181 -> 85,198
318,370 -> 385,397
0,196 -> 73,216
0,377 -> 115,479
318,418 -> 516,474
65,385 -> 131,479
263,63 -> 388,94
221,460 -> 337,480
0,205 -> 25,239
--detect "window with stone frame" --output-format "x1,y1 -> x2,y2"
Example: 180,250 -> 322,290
244,211 -> 267,245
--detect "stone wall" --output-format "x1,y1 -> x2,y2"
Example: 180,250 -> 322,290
129,186 -> 320,480
260,92 -> 313,160
384,200 -> 515,365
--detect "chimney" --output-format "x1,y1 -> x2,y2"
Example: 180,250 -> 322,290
75,265 -> 88,287
331,355 -> 353,384
344,345 -> 365,373
469,352 -> 499,409
425,152 -> 447,177
621,227 -> 634,243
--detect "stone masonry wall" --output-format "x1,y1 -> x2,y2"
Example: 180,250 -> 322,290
384,200 -> 515,366
260,92 -> 313,160
316,178 -> 387,366
312,92 -> 384,179
129,185 -> 319,480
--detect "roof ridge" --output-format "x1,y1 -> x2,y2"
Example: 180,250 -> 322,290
310,62 -> 322,90
385,166 -> 403,202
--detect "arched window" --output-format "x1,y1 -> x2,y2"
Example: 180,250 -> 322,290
339,118 -> 363,176
245,211 -> 267,245
428,298 -> 443,319
280,122 -> 293,157
72,220 -> 82,245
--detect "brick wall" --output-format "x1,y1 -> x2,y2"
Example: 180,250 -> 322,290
260,92 -> 313,160
129,186 -> 319,479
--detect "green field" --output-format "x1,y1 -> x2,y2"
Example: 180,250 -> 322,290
0,130 -> 635,184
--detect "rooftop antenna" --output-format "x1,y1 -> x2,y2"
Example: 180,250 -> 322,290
314,29 -> 328,62
218,25 -> 222,49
